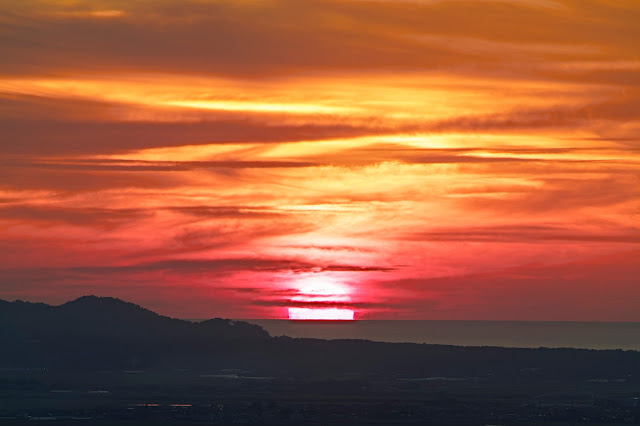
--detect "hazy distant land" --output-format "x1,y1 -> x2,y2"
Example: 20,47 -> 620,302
2,296 -> 639,425
242,319 -> 640,351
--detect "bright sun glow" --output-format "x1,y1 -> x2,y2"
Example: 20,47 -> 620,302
288,307 -> 355,320
291,276 -> 350,302
287,276 -> 355,320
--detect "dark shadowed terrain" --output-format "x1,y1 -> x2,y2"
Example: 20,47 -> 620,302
1,296 -> 639,425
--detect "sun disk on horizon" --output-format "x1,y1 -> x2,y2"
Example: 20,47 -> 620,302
288,307 -> 355,320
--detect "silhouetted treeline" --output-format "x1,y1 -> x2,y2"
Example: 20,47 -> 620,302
1,296 -> 639,381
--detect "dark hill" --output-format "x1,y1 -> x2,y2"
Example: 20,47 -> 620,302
0,296 -> 269,370
1,295 -> 268,340
1,296 -> 640,381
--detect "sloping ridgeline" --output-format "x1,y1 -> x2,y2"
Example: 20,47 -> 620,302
1,296 -> 639,380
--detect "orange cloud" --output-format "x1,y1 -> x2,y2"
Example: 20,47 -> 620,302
0,0 -> 638,319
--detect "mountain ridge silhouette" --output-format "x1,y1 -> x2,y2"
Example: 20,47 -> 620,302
2,296 -> 640,380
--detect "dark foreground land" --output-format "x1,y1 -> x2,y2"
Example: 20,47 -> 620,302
1,296 -> 639,425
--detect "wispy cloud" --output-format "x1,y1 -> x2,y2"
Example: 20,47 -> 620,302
1,0 -> 639,319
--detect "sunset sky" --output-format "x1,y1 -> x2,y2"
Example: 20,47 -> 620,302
1,0 -> 638,320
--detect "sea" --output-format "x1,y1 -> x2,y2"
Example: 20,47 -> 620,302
238,320 -> 640,351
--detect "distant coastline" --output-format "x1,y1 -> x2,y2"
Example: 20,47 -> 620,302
223,319 -> 640,351
4,297 -> 640,425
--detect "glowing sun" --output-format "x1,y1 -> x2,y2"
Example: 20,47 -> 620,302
288,307 -> 355,320
287,276 -> 355,320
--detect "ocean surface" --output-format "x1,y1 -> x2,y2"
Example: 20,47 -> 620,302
239,320 -> 640,351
